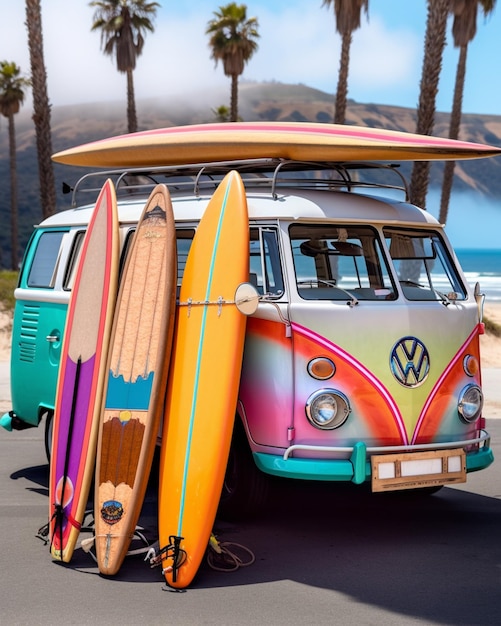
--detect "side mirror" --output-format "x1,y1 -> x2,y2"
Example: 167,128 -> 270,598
235,282 -> 260,316
474,282 -> 485,323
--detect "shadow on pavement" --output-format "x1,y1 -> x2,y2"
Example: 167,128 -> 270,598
8,458 -> 501,623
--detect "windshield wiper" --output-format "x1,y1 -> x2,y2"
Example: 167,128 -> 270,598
297,280 -> 359,307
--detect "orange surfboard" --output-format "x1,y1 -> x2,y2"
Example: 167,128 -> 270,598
158,170 -> 249,589
95,184 -> 177,575
49,179 -> 119,562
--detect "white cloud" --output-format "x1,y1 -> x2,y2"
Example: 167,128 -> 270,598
0,1 -> 422,108
351,17 -> 420,90
245,7 -> 338,90
2,0 -> 498,115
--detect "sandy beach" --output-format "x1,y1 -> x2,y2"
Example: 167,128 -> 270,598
479,303 -> 501,367
0,305 -> 499,415
0,309 -> 11,363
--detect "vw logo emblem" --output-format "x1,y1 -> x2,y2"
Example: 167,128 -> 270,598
390,336 -> 430,387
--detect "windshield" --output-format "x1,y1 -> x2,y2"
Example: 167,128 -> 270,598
290,224 -> 396,301
384,228 -> 467,301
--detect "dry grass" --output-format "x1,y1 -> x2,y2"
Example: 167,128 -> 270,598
0,271 -> 18,314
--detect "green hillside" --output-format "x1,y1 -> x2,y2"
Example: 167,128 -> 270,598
0,81 -> 500,269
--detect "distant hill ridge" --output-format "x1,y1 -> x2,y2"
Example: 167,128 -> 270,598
0,81 -> 500,267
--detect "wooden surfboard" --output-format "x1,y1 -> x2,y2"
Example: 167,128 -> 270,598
95,184 -> 177,576
51,121 -> 501,168
49,179 -> 119,562
158,170 -> 249,589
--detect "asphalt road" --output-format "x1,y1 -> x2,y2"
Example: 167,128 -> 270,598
2,414 -> 501,625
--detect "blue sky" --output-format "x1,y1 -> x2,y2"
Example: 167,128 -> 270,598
1,0 -> 500,248
1,0 -> 500,115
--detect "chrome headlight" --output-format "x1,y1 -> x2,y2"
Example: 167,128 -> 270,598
458,384 -> 483,423
305,389 -> 351,430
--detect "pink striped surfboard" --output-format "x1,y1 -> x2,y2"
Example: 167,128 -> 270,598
49,179 -> 119,562
52,121 -> 501,168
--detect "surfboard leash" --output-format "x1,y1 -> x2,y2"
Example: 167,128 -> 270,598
206,533 -> 255,572
37,506 -> 89,546
147,535 -> 187,585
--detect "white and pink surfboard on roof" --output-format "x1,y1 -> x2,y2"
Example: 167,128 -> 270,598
52,121 -> 501,169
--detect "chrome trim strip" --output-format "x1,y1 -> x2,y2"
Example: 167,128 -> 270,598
14,288 -> 70,304
283,429 -> 490,460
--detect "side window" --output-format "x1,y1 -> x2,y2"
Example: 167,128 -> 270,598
63,231 -> 86,290
249,228 -> 284,297
120,227 -> 196,288
176,229 -> 195,286
119,228 -> 135,282
27,231 -> 66,288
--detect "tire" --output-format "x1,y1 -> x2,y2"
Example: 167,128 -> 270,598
217,420 -> 270,520
44,410 -> 54,463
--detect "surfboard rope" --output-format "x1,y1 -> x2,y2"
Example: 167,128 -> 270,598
147,532 -> 255,580
147,535 -> 187,584
79,511 -> 155,563
37,508 -> 155,564
206,533 -> 255,572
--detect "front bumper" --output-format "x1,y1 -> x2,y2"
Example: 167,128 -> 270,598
253,430 -> 493,485
0,410 -> 38,432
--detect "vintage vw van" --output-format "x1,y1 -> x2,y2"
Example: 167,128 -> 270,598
1,159 -> 493,513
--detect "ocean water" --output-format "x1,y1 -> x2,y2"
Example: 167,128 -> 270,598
455,249 -> 501,302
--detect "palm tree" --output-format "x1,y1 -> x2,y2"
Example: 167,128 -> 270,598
206,3 -> 259,123
0,62 -> 31,270
322,0 -> 368,124
212,104 -> 231,122
409,0 -> 449,211
439,0 -> 496,225
25,0 -> 57,219
90,0 -> 159,133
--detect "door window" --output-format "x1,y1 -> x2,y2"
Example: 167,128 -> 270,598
249,228 -> 284,297
27,231 -> 66,289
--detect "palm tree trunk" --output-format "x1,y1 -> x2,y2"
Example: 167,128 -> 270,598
334,32 -> 351,124
25,0 -> 56,219
7,113 -> 18,270
410,0 -> 449,210
439,44 -> 468,225
126,69 -> 137,133
230,73 -> 239,122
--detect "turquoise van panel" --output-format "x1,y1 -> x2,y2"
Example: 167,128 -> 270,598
10,228 -> 70,427
10,300 -> 67,426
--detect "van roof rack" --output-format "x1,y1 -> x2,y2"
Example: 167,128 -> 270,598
64,159 -> 409,208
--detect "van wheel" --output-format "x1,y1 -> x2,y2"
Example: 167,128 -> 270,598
44,411 -> 54,463
217,420 -> 269,520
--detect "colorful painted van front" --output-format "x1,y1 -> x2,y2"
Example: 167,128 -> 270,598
1,159 -> 493,514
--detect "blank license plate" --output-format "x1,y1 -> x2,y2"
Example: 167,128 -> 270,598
371,448 -> 466,492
